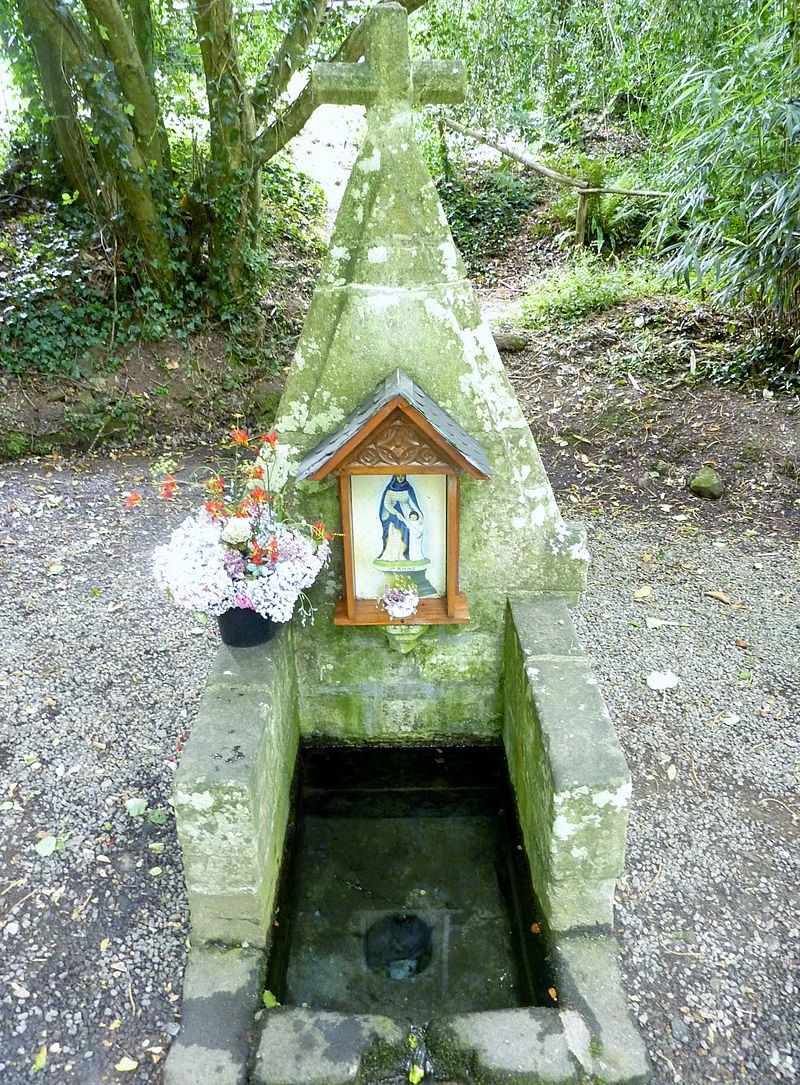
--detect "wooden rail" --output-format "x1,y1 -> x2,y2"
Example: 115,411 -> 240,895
442,117 -> 671,244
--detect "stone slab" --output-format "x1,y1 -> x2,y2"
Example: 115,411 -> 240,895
163,945 -> 265,1085
428,1007 -> 579,1084
252,1009 -> 406,1085
556,932 -> 651,1083
503,597 -> 632,930
172,627 -> 299,947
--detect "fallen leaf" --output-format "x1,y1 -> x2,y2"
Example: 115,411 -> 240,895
108,1019 -> 122,1032
735,639 -> 750,650
548,986 -> 558,1002
262,990 -> 280,1008
530,922 -> 540,934
409,1066 -> 424,1084
100,937 -> 110,952
644,616 -> 679,630
47,563 -> 64,576
633,586 -> 652,601
124,796 -> 147,818
704,590 -> 732,605
34,835 -> 57,857
114,1055 -> 139,1072
646,671 -> 680,691
32,1045 -> 47,1072
667,764 -> 678,781
720,712 -> 740,726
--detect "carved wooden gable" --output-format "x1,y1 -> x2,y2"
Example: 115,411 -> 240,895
345,410 -> 460,473
297,369 -> 491,483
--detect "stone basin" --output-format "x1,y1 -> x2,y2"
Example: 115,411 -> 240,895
164,598 -> 650,1085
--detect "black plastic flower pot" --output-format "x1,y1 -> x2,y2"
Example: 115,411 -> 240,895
216,607 -> 276,647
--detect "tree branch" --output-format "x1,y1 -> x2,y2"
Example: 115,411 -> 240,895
254,0 -> 428,163
81,0 -> 169,170
251,0 -> 328,119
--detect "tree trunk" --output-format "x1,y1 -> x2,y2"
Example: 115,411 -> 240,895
251,0 -> 328,117
15,1 -> 104,206
81,0 -> 170,173
194,0 -> 260,302
25,0 -> 175,295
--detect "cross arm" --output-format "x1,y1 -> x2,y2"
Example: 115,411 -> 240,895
312,62 -> 377,107
412,61 -> 466,105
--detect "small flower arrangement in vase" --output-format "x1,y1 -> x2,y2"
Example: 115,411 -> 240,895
377,575 -> 420,621
152,428 -> 332,646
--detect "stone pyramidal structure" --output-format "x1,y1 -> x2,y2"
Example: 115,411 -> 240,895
276,1 -> 587,619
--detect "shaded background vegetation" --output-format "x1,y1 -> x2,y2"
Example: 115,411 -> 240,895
0,0 -> 798,437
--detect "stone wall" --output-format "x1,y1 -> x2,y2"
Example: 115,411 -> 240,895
294,594 -> 503,743
503,597 -> 632,931
172,630 -> 299,947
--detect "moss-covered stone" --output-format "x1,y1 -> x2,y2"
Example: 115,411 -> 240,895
689,465 -> 724,499
269,1 -> 587,744
172,628 -> 299,947
503,599 -> 631,931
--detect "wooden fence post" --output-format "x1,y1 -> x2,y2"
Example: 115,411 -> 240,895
575,191 -> 589,246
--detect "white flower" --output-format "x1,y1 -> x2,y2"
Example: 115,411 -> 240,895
221,516 -> 252,545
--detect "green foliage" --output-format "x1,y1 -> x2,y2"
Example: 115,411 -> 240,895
0,156 -> 323,378
711,326 -> 800,395
221,161 -> 325,369
436,166 -> 538,268
417,0 -> 760,134
261,159 -> 326,250
550,154 -> 658,251
517,254 -> 665,325
0,208 -> 117,377
0,204 -> 199,378
657,23 -> 800,348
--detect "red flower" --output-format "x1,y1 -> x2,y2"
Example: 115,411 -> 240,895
267,538 -> 280,564
123,491 -> 142,510
250,486 -> 268,504
230,428 -> 250,446
312,520 -> 333,542
204,499 -> 225,518
204,476 -> 224,494
251,465 -> 265,480
159,475 -> 178,499
260,431 -> 278,449
250,542 -> 266,566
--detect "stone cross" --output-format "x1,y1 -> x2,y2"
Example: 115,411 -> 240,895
312,1 -> 465,110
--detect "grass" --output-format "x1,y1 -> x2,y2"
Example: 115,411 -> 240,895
514,254 -> 669,326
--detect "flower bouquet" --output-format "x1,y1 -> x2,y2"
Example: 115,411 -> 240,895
152,428 -> 331,642
377,575 -> 420,621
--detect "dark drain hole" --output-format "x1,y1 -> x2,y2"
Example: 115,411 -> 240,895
365,914 -> 432,980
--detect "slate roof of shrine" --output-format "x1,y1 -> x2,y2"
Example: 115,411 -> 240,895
296,369 -> 492,480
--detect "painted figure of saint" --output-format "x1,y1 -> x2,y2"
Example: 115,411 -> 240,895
376,475 -> 427,564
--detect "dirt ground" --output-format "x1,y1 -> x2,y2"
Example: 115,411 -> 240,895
501,296 -> 799,536
2,200 -> 798,541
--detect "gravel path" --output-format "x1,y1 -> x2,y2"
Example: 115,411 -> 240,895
0,453 -> 797,1083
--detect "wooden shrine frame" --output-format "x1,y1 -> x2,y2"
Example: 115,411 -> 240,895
302,395 -> 489,626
